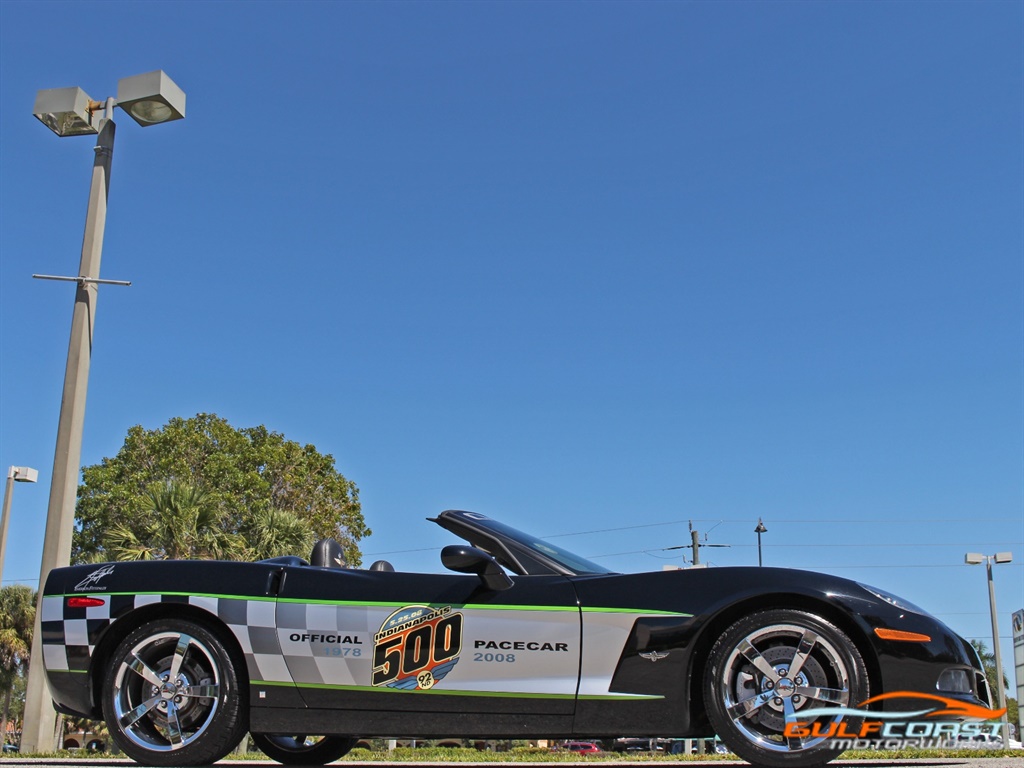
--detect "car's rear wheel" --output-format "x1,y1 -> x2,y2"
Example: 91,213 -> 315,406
704,609 -> 869,768
102,618 -> 247,766
251,733 -> 357,764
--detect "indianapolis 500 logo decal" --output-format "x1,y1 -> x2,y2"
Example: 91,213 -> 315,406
372,605 -> 463,690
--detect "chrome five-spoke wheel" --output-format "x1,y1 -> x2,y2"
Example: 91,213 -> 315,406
102,619 -> 247,766
705,609 -> 869,768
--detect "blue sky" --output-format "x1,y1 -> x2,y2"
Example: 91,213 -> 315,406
1,1 -> 1021,685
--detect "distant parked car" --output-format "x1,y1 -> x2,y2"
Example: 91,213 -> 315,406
558,741 -> 602,754
2,745 -> 19,753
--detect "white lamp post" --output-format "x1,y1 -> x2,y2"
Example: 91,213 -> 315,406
965,551 -> 1013,747
19,71 -> 185,755
0,466 -> 39,586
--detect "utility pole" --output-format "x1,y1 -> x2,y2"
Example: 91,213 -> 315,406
665,522 -> 729,567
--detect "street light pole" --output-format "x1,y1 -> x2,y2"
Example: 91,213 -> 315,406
983,556 -> 1010,747
754,518 -> 767,567
19,105 -> 116,757
20,71 -> 185,755
965,551 -> 1012,747
0,466 -> 39,586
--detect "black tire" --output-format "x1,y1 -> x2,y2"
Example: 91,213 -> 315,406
251,733 -> 357,765
101,618 -> 248,766
704,609 -> 869,768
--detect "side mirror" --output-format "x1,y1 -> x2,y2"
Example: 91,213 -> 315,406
441,545 -> 513,591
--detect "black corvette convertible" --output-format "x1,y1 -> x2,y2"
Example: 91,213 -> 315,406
40,510 -> 991,767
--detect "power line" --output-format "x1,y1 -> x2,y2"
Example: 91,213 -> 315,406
586,551 -> 1020,569
702,542 -> 1022,549
366,540 -> 1023,558
543,518 -> 1021,540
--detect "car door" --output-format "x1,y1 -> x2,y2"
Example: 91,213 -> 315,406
274,565 -> 581,715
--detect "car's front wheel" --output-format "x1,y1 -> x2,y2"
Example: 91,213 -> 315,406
251,733 -> 357,765
704,609 -> 869,768
101,618 -> 247,766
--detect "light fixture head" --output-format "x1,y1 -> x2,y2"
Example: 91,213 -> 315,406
994,552 -> 1013,564
116,70 -> 185,127
33,87 -> 98,137
9,466 -> 38,483
754,519 -> 767,534
965,553 -> 985,565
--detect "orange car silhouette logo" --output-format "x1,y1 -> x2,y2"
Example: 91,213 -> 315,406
858,692 -> 1005,720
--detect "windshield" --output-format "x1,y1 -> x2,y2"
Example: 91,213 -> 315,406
457,512 -> 613,575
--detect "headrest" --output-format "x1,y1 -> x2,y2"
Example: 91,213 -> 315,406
310,538 -> 346,569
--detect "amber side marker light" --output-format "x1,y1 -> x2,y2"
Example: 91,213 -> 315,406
66,596 -> 106,609
874,627 -> 931,642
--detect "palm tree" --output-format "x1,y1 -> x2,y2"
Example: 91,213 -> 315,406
61,713 -> 108,751
242,507 -> 314,561
102,480 -> 315,563
0,585 -> 35,749
103,480 -> 243,561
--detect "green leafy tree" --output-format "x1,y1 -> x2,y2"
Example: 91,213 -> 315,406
74,413 -> 368,565
0,585 -> 35,748
4,674 -> 26,736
